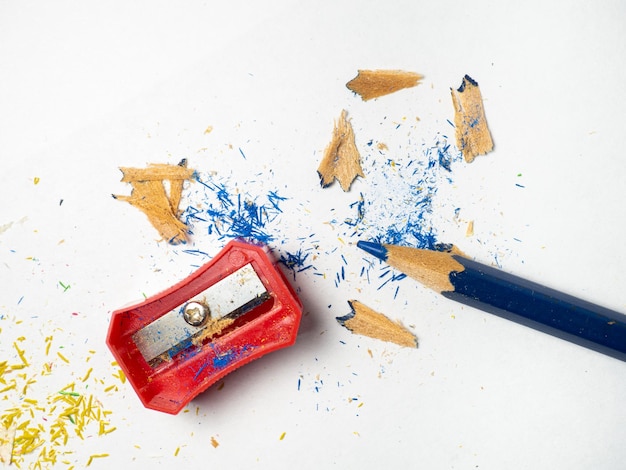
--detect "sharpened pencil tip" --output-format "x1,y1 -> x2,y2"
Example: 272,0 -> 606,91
356,241 -> 388,261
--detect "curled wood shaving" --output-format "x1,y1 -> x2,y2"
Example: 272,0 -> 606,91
450,75 -> 494,162
346,69 -> 424,101
317,110 -> 364,192
337,300 -> 417,348
114,159 -> 194,244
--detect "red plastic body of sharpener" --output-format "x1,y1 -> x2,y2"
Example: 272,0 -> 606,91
106,240 -> 303,414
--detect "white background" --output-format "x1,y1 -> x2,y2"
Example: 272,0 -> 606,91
1,1 -> 626,469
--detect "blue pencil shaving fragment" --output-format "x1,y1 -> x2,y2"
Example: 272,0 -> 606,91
437,142 -> 453,172
193,346 -> 255,380
182,249 -> 209,257
212,349 -> 236,369
182,173 -> 288,244
267,191 -> 287,212
279,248 -> 315,279
193,360 -> 209,380
344,194 -> 365,227
183,206 -> 207,223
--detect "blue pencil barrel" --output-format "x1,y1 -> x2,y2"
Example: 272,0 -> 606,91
443,256 -> 626,362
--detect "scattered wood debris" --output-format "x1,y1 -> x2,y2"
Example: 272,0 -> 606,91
450,75 -> 494,162
466,220 -> 474,237
336,300 -> 418,348
346,70 -> 424,101
113,159 -> 194,244
317,110 -> 364,192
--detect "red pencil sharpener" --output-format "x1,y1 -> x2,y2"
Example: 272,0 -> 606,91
106,239 -> 303,414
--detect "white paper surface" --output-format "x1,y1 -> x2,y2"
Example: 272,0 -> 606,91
1,1 -> 626,469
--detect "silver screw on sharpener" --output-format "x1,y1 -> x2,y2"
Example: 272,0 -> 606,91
182,301 -> 209,326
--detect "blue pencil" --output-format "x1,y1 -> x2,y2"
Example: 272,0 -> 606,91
357,241 -> 626,362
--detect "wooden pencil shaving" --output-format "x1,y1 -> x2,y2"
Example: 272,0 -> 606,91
337,300 -> 417,348
317,110 -> 364,192
113,159 -> 194,244
450,75 -> 494,162
346,70 -> 424,101
192,317 -> 235,346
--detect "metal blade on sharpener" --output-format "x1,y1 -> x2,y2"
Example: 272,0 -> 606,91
132,263 -> 269,366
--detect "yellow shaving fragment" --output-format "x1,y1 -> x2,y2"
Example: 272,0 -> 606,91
0,383 -> 16,393
13,342 -> 29,366
57,351 -> 70,364
60,382 -> 75,392
1,364 -> 116,468
22,377 -> 37,395
17,420 -> 30,431
82,368 -> 93,382
56,352 -> 69,364
113,369 -> 126,384
45,337 -> 53,356
86,453 -> 109,466
1,328 -> 117,468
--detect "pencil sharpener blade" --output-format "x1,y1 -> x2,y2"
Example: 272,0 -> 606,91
106,239 -> 303,414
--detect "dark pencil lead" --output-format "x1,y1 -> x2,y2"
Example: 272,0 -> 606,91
356,241 -> 388,261
434,242 -> 455,252
335,310 -> 355,327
